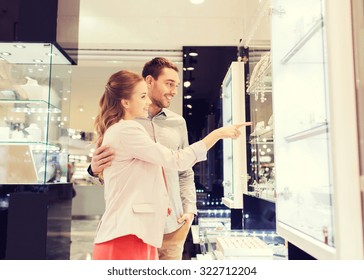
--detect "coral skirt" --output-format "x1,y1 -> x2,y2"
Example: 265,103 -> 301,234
92,234 -> 158,260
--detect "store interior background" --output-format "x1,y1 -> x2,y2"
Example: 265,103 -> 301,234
2,0 -> 363,261
69,0 -> 269,216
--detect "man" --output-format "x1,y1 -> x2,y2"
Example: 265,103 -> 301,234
88,57 -> 196,260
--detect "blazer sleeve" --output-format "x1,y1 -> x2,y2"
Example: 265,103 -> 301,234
120,121 -> 207,170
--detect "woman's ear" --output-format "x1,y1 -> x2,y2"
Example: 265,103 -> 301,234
121,99 -> 129,109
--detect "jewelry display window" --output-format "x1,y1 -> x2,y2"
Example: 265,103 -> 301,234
271,0 -> 335,251
0,43 -> 72,184
247,50 -> 275,202
271,0 -> 364,260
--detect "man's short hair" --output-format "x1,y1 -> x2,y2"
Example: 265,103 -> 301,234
142,57 -> 179,79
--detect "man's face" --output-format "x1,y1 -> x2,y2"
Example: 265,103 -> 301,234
148,68 -> 180,109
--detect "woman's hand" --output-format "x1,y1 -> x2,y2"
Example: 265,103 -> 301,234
216,122 -> 253,139
202,122 -> 253,151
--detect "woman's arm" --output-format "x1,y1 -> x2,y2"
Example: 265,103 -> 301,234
112,121 -> 252,171
201,123 -> 250,150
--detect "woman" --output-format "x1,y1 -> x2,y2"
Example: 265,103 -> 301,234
92,70 -> 251,260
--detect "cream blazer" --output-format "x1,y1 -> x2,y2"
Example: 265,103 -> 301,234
94,120 -> 207,248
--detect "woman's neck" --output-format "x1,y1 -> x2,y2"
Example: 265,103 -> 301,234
123,112 -> 134,120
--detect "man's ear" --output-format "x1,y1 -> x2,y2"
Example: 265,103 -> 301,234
145,75 -> 154,89
121,99 -> 129,109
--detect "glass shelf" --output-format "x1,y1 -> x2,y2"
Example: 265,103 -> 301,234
0,99 -> 62,113
284,122 -> 328,142
281,17 -> 324,64
0,142 -> 62,151
246,191 -> 276,203
250,127 -> 273,138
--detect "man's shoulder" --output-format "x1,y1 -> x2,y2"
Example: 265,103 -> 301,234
163,109 -> 186,121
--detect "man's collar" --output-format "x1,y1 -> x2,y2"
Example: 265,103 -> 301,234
136,109 -> 168,121
149,108 -> 168,119
156,108 -> 168,117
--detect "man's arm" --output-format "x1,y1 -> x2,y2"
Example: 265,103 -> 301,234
177,168 -> 196,224
87,139 -> 115,177
177,120 -> 197,224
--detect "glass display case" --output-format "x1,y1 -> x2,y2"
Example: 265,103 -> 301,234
199,226 -> 286,260
271,0 -> 364,259
221,61 -> 248,208
0,43 -> 72,184
237,0 -> 275,203
247,51 -> 275,202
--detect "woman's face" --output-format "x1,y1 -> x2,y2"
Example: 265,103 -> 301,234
127,80 -> 151,119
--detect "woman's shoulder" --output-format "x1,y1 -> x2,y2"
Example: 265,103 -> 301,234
104,120 -> 147,144
108,120 -> 146,134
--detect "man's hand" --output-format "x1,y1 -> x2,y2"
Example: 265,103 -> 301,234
177,213 -> 194,225
91,139 -> 115,175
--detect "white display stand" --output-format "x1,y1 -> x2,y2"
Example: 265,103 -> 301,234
221,61 -> 247,209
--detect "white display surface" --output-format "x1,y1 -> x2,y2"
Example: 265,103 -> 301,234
221,62 -> 247,209
272,0 -> 364,259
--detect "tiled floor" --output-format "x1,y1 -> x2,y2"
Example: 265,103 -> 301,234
69,218 -> 198,260
70,218 -> 99,260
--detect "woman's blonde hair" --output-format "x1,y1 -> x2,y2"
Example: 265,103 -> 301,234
94,70 -> 144,140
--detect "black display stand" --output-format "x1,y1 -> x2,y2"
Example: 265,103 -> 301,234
243,194 -> 276,230
288,242 -> 316,260
0,183 -> 73,260
230,208 -> 243,230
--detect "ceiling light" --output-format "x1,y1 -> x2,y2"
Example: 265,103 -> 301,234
187,67 -> 195,71
184,81 -> 191,88
187,104 -> 192,109
107,60 -> 124,64
189,52 -> 198,57
0,52 -> 11,56
184,95 -> 192,99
